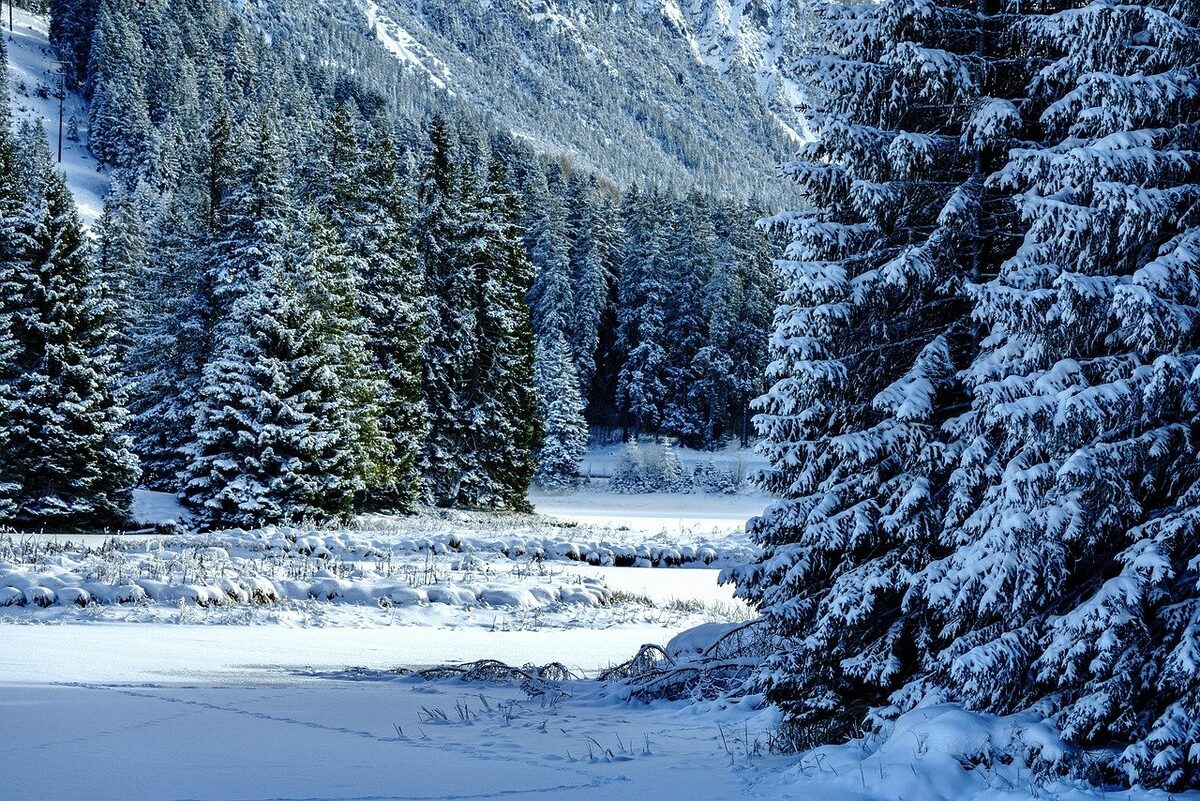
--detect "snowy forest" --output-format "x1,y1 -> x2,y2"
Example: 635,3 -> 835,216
3,0 -> 1200,799
0,0 -> 778,530
729,0 -> 1200,790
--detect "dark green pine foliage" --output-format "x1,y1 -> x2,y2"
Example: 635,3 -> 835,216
0,118 -> 139,529
907,0 -> 1200,788
415,117 -> 538,510
415,113 -> 475,505
128,110 -> 236,489
182,117 -> 377,528
723,200 -> 777,447
85,0 -> 153,170
524,165 -> 574,345
728,0 -> 986,734
94,180 -> 149,372
533,332 -> 588,489
319,105 -> 428,513
461,154 -> 540,510
564,173 -> 616,396
50,0 -> 100,91
662,195 -> 718,447
615,186 -> 671,438
524,165 -> 588,486
687,209 -> 738,450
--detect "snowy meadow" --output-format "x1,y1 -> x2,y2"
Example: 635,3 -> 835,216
1,490 -> 774,801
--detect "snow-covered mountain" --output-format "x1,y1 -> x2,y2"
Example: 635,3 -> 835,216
245,0 -> 804,200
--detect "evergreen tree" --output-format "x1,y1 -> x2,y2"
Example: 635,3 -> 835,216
50,0 -> 100,91
128,110 -> 235,489
906,0 -> 1200,787
615,187 -> 671,437
725,200 -> 776,447
564,173 -> 615,395
415,113 -> 475,505
688,229 -> 738,450
728,0 -> 985,734
454,146 -> 540,509
86,0 -> 154,170
94,179 -> 148,371
533,333 -> 588,489
0,122 -> 139,529
182,116 -> 375,528
662,196 -> 718,446
318,106 -> 428,512
524,165 -> 574,344
735,0 -> 1200,791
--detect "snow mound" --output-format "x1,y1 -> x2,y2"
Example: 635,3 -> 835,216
769,704 -> 1183,801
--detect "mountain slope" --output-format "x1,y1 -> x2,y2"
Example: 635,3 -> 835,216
246,0 -> 802,201
7,8 -> 106,226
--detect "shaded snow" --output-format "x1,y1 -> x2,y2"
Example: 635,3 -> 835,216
129,489 -> 191,526
0,649 -> 781,800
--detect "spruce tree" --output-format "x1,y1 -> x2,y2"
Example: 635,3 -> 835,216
615,187 -> 671,438
181,116 -> 375,528
127,110 -> 235,489
415,113 -> 475,505
533,333 -> 589,489
94,180 -> 149,371
728,0 -> 986,733
565,173 -> 615,395
86,0 -> 153,170
662,196 -> 718,446
906,0 -> 1200,787
455,146 -> 540,510
735,0 -> 1200,790
319,106 -> 427,513
525,165 -> 574,345
0,122 -> 139,529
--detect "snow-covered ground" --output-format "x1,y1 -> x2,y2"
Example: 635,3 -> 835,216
7,482 -> 1179,799
4,622 -> 1191,801
531,485 -> 767,535
2,490 -> 772,799
6,9 -> 107,226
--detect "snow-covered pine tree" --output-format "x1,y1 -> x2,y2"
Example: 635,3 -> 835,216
50,0 -> 100,91
688,222 -> 738,450
181,115 -> 374,528
728,0 -> 987,733
455,144 -> 540,510
94,179 -> 149,372
86,0 -> 153,170
127,109 -> 236,489
0,121 -> 139,529
415,113 -> 476,505
615,186 -> 671,438
904,0 -> 1200,788
318,105 -> 428,513
662,194 -> 719,446
722,199 -> 777,447
524,165 -> 574,345
533,332 -> 588,489
564,173 -> 616,396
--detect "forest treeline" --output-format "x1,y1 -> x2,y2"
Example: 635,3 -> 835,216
0,0 -> 778,530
